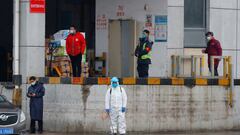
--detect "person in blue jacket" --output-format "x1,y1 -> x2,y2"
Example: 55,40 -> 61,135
27,76 -> 45,134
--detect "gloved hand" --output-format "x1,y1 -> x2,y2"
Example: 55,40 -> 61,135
121,107 -> 126,113
105,109 -> 110,113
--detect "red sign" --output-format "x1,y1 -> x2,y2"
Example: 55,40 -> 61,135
30,0 -> 45,13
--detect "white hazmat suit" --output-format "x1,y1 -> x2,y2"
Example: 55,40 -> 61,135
105,79 -> 127,135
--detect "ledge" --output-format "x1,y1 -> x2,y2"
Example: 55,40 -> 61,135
23,77 -> 236,86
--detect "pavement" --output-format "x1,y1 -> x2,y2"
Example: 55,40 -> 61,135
25,131 -> 240,135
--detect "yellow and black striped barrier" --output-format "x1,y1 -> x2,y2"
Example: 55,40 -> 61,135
28,77 -> 238,86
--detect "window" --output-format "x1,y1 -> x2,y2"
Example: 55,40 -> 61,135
184,0 -> 207,48
184,0 -> 205,28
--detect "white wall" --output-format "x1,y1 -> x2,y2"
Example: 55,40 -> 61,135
96,0 -> 168,77
209,0 -> 240,78
20,0 -> 45,82
167,0 -> 184,77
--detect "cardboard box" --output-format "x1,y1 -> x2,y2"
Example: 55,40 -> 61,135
59,61 -> 70,66
60,66 -> 71,72
62,73 -> 71,77
54,56 -> 70,61
81,73 -> 89,77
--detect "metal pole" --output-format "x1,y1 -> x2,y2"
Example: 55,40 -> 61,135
12,0 -> 21,107
194,57 -> 197,77
223,57 -> 227,78
228,56 -> 232,78
210,56 -> 214,77
191,56 -> 194,77
176,56 -> 180,77
171,55 -> 175,77
229,56 -> 233,107
200,56 -> 204,76
13,0 -> 20,79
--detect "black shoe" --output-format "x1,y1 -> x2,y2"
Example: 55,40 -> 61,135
30,131 -> 35,134
38,130 -> 43,134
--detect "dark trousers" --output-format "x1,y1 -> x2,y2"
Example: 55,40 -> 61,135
137,63 -> 149,77
69,54 -> 82,77
30,119 -> 43,133
208,65 -> 219,76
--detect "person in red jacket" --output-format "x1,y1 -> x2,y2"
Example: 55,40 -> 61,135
66,25 -> 86,77
202,31 -> 222,76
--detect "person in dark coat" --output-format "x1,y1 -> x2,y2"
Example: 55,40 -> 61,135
134,29 -> 153,77
202,31 -> 222,76
27,76 -> 45,134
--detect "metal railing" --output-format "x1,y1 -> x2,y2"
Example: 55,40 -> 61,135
210,56 -> 232,77
171,55 -> 232,78
171,55 -> 204,77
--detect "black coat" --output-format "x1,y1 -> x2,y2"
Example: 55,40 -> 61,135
134,38 -> 153,64
27,82 -> 45,120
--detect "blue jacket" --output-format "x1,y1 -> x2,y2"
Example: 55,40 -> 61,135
27,82 -> 45,120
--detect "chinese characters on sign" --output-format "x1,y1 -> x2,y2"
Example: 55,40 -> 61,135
155,16 -> 167,42
97,14 -> 107,30
145,14 -> 152,27
30,0 -> 45,13
116,5 -> 125,17
144,14 -> 154,40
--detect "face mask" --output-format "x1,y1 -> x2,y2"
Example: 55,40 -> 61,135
69,30 -> 75,34
207,36 -> 211,41
142,33 -> 147,39
112,82 -> 118,88
31,81 -> 36,86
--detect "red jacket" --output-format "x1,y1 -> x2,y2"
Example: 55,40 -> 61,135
205,38 -> 222,66
66,32 -> 86,56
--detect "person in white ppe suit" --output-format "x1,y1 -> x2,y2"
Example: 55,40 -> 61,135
105,77 -> 127,135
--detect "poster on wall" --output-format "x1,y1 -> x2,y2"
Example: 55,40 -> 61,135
30,0 -> 45,13
145,14 -> 153,27
144,14 -> 154,40
154,15 -> 167,42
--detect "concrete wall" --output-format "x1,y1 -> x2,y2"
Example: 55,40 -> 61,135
2,84 -> 237,133
96,0 -> 168,77
20,0 -> 45,82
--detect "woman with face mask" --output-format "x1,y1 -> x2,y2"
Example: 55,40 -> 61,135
66,25 -> 86,77
105,77 -> 127,135
202,31 -> 222,76
27,76 -> 45,134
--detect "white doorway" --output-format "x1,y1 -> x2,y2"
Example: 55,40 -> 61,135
108,20 -> 138,77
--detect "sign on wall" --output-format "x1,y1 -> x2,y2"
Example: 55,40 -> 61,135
96,14 -> 107,30
155,15 -> 167,42
30,0 -> 45,13
116,5 -> 125,17
145,14 -> 153,27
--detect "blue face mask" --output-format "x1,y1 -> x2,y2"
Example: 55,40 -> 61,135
142,33 -> 147,39
112,82 -> 118,88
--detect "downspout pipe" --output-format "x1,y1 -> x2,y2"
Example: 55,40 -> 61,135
13,0 -> 22,87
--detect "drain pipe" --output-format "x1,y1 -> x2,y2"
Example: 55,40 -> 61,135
13,0 -> 22,107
